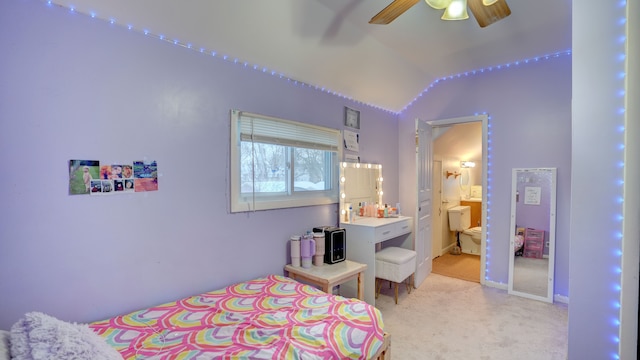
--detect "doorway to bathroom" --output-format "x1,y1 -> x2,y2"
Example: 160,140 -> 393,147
428,116 -> 487,284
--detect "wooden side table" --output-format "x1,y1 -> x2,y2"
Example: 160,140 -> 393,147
284,260 -> 367,300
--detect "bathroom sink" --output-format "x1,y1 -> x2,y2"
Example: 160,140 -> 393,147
466,198 -> 482,202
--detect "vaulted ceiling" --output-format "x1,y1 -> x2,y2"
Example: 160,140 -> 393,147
49,0 -> 572,112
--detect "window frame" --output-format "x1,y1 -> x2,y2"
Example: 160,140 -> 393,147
230,110 -> 341,212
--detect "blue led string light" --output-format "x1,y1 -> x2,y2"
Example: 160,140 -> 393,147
41,0 -> 396,114
411,53 -> 572,284
609,0 -> 627,358
485,114 -> 492,281
402,50 -> 572,113
42,0 -> 574,117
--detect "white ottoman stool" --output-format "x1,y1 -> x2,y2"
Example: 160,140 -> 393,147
375,246 -> 417,304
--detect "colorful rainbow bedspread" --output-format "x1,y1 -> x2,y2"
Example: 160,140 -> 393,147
90,275 -> 385,359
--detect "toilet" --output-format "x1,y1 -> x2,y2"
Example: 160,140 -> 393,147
460,226 -> 482,255
447,206 -> 482,255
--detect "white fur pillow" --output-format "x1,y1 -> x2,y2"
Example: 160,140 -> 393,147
0,330 -> 10,360
10,312 -> 121,360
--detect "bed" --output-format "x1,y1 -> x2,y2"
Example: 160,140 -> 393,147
3,275 -> 389,359
91,274 -> 389,359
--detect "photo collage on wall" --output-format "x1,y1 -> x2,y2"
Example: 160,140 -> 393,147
343,106 -> 360,163
68,160 -> 158,196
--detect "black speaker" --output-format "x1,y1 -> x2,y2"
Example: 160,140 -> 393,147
313,226 -> 346,264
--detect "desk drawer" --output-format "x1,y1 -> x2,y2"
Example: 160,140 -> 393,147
374,223 -> 396,242
373,219 -> 412,242
523,249 -> 543,259
525,241 -> 543,251
395,219 -> 412,235
525,229 -> 544,241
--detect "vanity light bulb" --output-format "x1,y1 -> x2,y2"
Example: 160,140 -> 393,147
356,163 -> 361,168
379,177 -> 383,182
367,164 -> 372,168
340,176 -> 346,183
379,191 -> 383,196
341,193 -> 346,199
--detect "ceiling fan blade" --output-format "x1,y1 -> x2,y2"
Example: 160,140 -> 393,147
468,0 -> 511,28
369,0 -> 421,25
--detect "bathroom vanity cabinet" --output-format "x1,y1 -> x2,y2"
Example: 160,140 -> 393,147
460,200 -> 482,227
339,216 -> 413,305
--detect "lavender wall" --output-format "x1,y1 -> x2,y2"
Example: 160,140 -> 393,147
0,0 -> 399,329
398,54 -> 572,295
569,2 -> 638,357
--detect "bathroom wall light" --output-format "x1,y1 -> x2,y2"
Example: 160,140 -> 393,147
461,161 -> 476,168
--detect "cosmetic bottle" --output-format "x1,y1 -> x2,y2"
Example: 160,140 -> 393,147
343,204 -> 349,222
384,204 -> 389,218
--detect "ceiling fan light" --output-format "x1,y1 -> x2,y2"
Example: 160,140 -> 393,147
482,0 -> 499,5
425,0 -> 453,10
441,0 -> 469,20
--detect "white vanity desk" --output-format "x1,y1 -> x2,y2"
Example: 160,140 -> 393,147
340,216 -> 413,305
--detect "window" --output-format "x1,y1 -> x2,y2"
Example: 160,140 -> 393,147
230,110 -> 340,212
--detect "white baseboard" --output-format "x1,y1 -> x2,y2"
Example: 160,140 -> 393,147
484,281 -> 569,304
442,243 -> 455,255
484,279 -> 508,290
433,243 -> 456,258
554,294 -> 569,304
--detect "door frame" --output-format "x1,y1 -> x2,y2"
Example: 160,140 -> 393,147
431,160 -> 443,258
423,114 -> 488,285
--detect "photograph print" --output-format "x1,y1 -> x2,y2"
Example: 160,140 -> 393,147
133,160 -> 158,192
68,160 -> 99,195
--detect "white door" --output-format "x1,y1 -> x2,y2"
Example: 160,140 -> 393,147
415,119 -> 433,287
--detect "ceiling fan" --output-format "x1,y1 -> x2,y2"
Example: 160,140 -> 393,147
370,0 -> 511,28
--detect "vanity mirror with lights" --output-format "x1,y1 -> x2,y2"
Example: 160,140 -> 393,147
339,162 -> 383,221
338,161 -> 413,305
508,168 -> 557,303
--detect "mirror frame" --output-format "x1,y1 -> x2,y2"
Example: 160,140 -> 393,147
507,167 -> 557,303
339,162 -> 382,221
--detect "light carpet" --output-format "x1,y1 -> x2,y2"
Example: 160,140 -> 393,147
375,273 -> 568,360
432,253 -> 481,283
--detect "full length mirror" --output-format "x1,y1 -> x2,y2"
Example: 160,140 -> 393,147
508,168 -> 557,303
339,162 -> 382,222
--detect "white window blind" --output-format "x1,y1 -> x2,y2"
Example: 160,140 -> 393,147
238,112 -> 339,151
